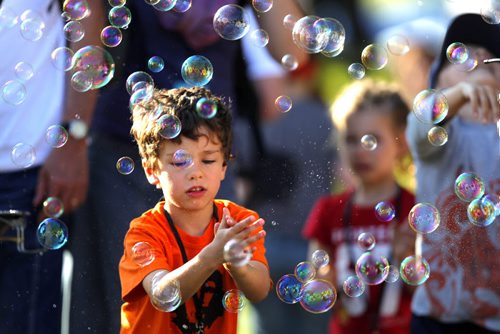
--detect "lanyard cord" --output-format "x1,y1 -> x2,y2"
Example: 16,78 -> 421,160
341,187 -> 403,333
163,203 -> 219,332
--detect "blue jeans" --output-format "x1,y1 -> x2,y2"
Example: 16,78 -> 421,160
0,167 -> 63,334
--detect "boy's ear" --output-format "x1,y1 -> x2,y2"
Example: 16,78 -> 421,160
220,162 -> 227,181
143,160 -> 160,186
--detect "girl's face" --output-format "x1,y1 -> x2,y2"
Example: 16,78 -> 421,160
343,109 -> 404,187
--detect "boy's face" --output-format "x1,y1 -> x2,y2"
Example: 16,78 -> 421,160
344,110 -> 403,187
145,126 -> 227,212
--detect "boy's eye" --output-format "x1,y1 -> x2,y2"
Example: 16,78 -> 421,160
203,160 -> 216,164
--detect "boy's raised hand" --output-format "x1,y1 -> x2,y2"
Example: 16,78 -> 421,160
458,78 -> 499,123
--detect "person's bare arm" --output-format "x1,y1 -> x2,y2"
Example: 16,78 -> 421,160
34,0 -> 105,213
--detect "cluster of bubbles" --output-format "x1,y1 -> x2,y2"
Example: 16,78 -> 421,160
2,56 -> 36,106
427,126 -> 448,147
412,89 -> 449,124
454,173 -> 497,227
223,238 -> 251,267
291,16 -> 345,57
37,218 -> 69,250
116,156 -> 135,175
126,71 -> 155,111
43,196 -> 64,218
276,250 -> 336,314
408,203 -> 440,234
150,271 -> 182,312
374,201 -> 396,222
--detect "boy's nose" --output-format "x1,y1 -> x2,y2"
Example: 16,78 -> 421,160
187,162 -> 203,179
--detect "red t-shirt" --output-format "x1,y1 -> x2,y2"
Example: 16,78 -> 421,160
119,199 -> 269,334
302,188 -> 415,334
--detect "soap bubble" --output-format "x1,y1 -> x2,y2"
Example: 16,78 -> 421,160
181,55 -> 213,86
157,114 -> 182,139
63,20 -> 85,42
446,42 -> 469,64
213,4 -> 250,41
51,47 -> 74,72
71,71 -> 93,92
37,218 -> 69,250
361,134 -> 377,151
173,0 -> 192,13
131,241 -> 155,267
355,252 -> 389,285
196,97 -> 218,119
454,172 -> 485,202
275,95 -> 292,113
299,279 -> 337,313
292,15 -> 329,54
276,274 -> 304,304
63,0 -> 90,21
408,203 -> 440,234
10,143 -> 35,168
281,54 -> 298,71
343,275 -> 365,297
126,71 -> 154,95
72,45 -> 115,89
283,14 -> 297,30
387,35 -> 410,56
467,198 -> 496,227
481,194 -> 500,217
100,25 -> 122,47
151,272 -> 181,312
357,232 -> 376,251
400,255 -> 430,286
427,126 -> 448,146
374,201 -> 396,222
311,249 -> 329,269
223,239 -> 251,267
46,125 -> 69,148
480,5 -> 500,24
148,56 -> 165,73
172,149 -> 194,169
252,0 -> 273,13
116,156 -> 135,175
222,289 -> 246,313
413,89 -> 448,124
294,261 -> 316,283
249,29 -> 269,48
361,44 -> 388,70
108,6 -> 132,29
2,80 -> 27,106
43,197 -> 64,218
20,17 -> 45,42
14,62 -> 34,82
152,0 -> 177,11
348,63 -> 365,80
318,18 -> 345,56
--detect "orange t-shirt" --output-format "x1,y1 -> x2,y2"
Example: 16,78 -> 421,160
119,199 -> 269,334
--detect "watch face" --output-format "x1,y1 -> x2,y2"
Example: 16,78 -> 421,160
69,120 -> 88,139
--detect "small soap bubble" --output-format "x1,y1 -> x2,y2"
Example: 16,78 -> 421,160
294,261 -> 316,283
318,18 -> 345,56
311,249 -> 329,269
249,29 -> 269,48
20,18 -> 45,42
343,275 -> 365,297
299,279 -> 336,313
148,56 -> 165,73
71,71 -> 93,92
400,255 -> 430,286
144,0 -> 161,5
480,5 -> 500,24
2,80 -> 27,106
43,197 -> 64,218
157,114 -> 182,139
116,156 -> 135,175
129,87 -> 153,111
408,202 -> 440,234
283,14 -> 297,30
46,125 -> 69,148
108,0 -> 126,7
481,194 -> 500,217
360,134 -> 377,151
355,252 -> 389,285
14,62 -> 34,82
281,54 -> 298,71
196,97 -> 218,119
413,89 -> 448,124
172,149 -> 194,169
357,232 -> 376,251
427,126 -> 448,146
72,45 -> 115,89
222,289 -> 246,313
109,6 -> 132,29
64,20 -> 85,42
446,42 -> 469,64
63,0 -> 90,21
11,143 -> 35,168
181,55 -> 213,86
361,44 -> 388,70
348,63 -> 366,80
131,241 -> 155,267
454,172 -> 485,202
51,47 -> 74,72
276,274 -> 304,304
467,198 -> 496,227
126,71 -> 154,95
275,95 -> 292,113
223,239 -> 251,267
37,218 -> 69,250
387,34 -> 410,56
456,55 -> 478,72
100,25 -> 122,47
151,272 -> 181,312
213,4 -> 250,41
252,0 -> 273,13
375,201 -> 396,222
292,15 -> 329,54
0,6 -> 19,30
173,0 -> 192,13
153,0 -> 177,11
385,264 -> 399,283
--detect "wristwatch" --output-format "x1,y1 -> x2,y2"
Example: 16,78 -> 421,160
61,119 -> 88,140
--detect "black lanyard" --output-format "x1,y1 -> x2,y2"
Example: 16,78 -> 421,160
341,187 -> 403,334
163,203 -> 219,334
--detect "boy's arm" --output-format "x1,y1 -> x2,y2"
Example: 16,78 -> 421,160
224,260 -> 270,303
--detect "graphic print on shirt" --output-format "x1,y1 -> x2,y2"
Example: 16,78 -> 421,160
171,270 -> 224,332
420,179 -> 500,321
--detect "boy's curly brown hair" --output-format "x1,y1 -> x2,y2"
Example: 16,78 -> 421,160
130,86 -> 233,170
